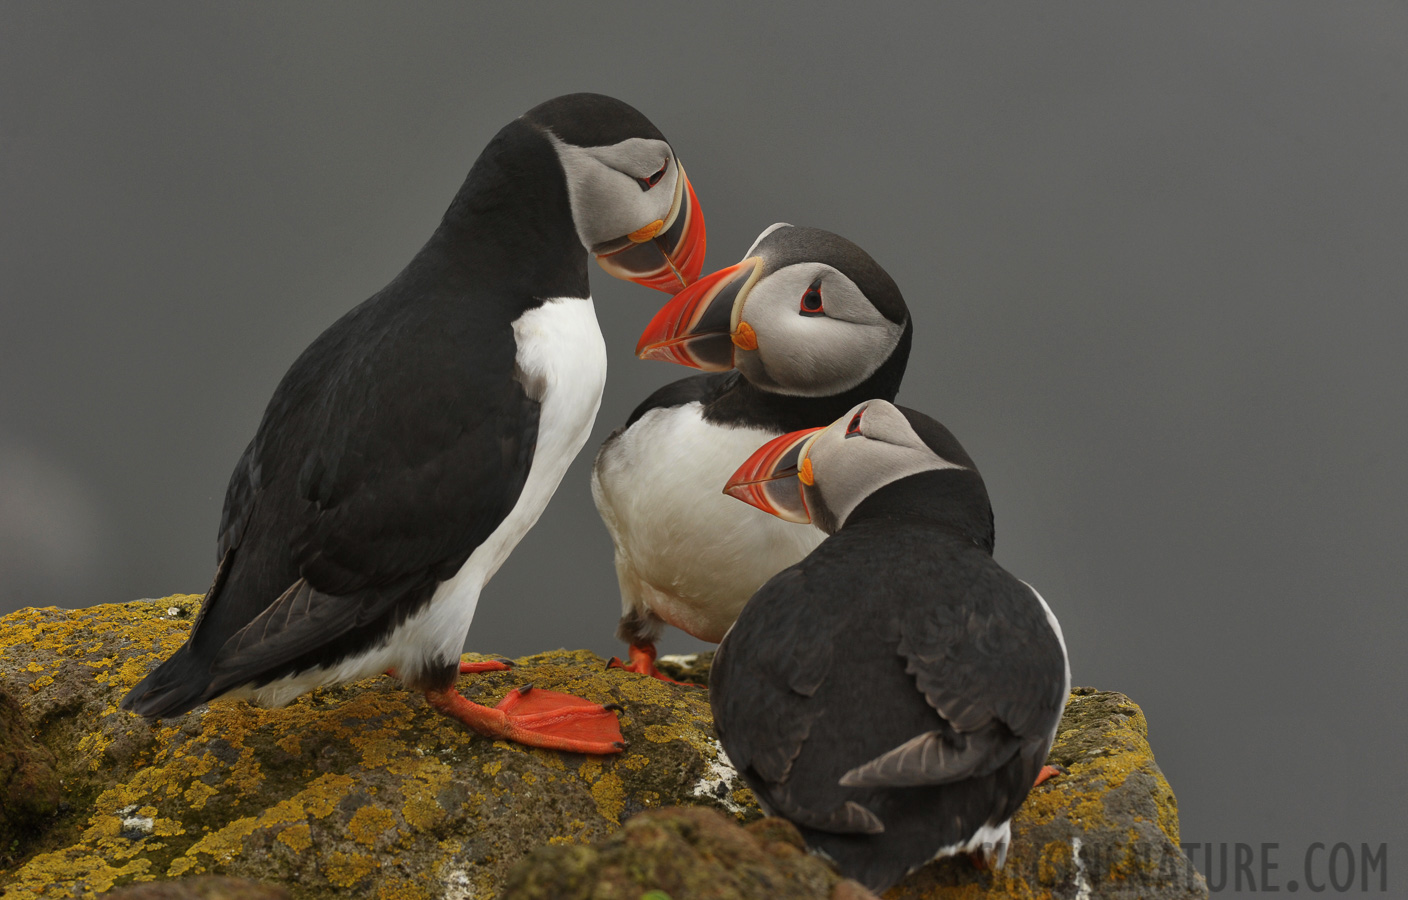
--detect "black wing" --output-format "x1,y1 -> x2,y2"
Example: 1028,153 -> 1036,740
840,556 -> 1066,789
711,524 -> 1067,891
711,524 -> 1065,832
125,279 -> 539,715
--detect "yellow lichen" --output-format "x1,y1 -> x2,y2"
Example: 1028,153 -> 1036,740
588,771 -> 626,826
348,805 -> 399,847
183,779 -> 219,810
620,753 -> 651,771
325,850 -> 380,889
277,824 -> 313,853
302,773 -> 356,818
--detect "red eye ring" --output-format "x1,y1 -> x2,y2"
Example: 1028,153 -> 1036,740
845,411 -> 863,437
799,284 -> 824,317
637,160 -> 668,191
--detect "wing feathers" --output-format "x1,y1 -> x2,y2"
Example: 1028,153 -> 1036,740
205,575 -> 427,696
839,725 -> 1018,788
763,782 -> 885,835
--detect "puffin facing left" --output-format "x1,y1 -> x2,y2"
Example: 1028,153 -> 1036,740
121,93 -> 707,755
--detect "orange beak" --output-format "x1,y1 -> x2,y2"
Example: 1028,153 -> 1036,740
635,257 -> 761,369
595,162 -> 707,294
723,427 -> 823,523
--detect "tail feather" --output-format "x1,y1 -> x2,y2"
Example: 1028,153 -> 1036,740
120,644 -> 214,718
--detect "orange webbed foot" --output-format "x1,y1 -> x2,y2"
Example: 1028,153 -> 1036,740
424,684 -> 625,755
606,643 -> 703,687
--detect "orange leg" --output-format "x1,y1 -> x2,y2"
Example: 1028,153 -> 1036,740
606,643 -> 702,687
424,684 -> 625,755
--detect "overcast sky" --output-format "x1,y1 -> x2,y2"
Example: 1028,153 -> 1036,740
3,4 -> 1405,894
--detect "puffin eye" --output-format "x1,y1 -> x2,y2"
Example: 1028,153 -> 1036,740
844,411 -> 863,437
637,160 -> 668,191
799,282 -> 825,317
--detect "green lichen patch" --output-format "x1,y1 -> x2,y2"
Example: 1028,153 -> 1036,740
0,598 -> 759,899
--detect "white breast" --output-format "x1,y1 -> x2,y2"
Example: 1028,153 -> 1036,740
414,297 -> 608,657
592,403 -> 824,643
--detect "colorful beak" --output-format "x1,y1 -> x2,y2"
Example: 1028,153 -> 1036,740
595,161 -> 707,294
635,257 -> 761,369
723,427 -> 823,523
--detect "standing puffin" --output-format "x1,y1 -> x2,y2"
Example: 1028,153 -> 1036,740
592,225 -> 911,681
121,93 -> 706,755
711,400 -> 1069,891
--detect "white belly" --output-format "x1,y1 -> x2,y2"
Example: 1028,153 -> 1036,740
592,403 -> 824,643
243,297 -> 606,705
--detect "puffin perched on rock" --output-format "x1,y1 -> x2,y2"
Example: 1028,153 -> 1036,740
122,93 -> 706,755
711,400 -> 1068,891
592,225 -> 911,680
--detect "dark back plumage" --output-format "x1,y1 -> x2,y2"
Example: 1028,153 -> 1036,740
711,459 -> 1066,891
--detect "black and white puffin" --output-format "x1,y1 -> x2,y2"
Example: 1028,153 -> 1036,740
711,400 -> 1069,891
591,225 -> 911,681
121,93 -> 707,755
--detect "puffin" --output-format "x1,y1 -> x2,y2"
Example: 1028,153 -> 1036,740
591,225 -> 911,681
710,400 -> 1069,891
121,93 -> 707,755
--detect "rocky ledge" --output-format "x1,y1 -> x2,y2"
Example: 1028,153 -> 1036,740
0,597 -> 1206,899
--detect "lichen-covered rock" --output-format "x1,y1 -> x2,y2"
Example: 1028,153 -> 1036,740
655,653 -> 714,687
0,597 -> 758,899
500,807 -> 878,900
99,875 -> 290,899
1,678 -> 63,866
503,673 -> 1207,899
0,599 -> 1205,900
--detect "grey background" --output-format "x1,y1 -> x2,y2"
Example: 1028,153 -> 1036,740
2,3 -> 1404,895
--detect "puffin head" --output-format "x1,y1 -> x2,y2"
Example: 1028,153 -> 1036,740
523,94 -> 706,293
635,224 -> 909,394
723,400 -> 983,535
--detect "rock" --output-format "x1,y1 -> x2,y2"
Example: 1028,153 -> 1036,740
0,599 -> 1205,900
98,875 -> 289,899
0,597 -> 758,899
499,674 -> 1208,899
1,678 -> 63,867
654,652 -> 714,687
499,807 -> 878,900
